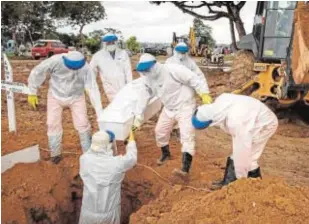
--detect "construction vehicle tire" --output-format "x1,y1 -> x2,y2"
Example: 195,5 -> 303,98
230,50 -> 255,89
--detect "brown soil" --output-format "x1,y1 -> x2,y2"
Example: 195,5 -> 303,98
2,57 -> 309,224
292,2 -> 309,84
229,50 -> 255,90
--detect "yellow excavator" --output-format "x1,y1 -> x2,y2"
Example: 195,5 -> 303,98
232,1 -> 309,112
172,27 -> 208,57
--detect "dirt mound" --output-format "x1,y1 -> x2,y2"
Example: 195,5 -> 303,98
130,178 -> 309,224
292,2 -> 309,84
229,50 -> 255,89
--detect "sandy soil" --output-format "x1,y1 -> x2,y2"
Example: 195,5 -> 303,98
1,57 -> 309,224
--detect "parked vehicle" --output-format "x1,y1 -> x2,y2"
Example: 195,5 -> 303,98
31,40 -> 68,60
144,47 -> 167,56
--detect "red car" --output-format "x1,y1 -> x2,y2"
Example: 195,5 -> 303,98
31,40 -> 69,60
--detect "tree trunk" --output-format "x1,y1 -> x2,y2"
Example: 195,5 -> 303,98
79,24 -> 85,47
229,19 -> 238,52
234,13 -> 246,38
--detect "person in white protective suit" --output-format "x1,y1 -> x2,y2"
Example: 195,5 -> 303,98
133,53 -> 212,176
192,93 -> 278,189
166,42 -> 211,139
79,129 -> 137,224
27,51 -> 102,164
211,45 -> 222,63
90,33 -> 132,102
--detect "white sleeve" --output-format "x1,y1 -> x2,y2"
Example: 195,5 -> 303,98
84,65 -> 103,116
190,59 -> 210,93
119,141 -> 137,172
123,51 -> 132,84
89,53 -> 99,78
134,77 -> 153,116
27,56 -> 58,95
169,64 -> 209,94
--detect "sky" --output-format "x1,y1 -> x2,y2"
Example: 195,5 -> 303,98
57,1 -> 257,44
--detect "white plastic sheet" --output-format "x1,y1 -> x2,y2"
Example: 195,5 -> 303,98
1,145 -> 40,173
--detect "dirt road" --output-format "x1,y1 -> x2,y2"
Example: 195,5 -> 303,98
1,57 -> 309,223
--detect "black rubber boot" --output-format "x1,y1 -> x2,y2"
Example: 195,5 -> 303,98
51,155 -> 62,164
211,157 -> 237,190
248,167 -> 262,178
172,152 -> 193,177
157,145 -> 171,165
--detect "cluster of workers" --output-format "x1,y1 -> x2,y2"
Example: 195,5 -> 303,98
27,33 -> 278,224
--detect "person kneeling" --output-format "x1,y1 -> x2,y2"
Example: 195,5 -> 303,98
79,130 -> 137,224
192,93 -> 278,189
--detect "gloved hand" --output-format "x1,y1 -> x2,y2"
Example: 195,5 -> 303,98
28,95 -> 38,110
132,115 -> 144,131
199,93 -> 213,104
129,129 -> 135,142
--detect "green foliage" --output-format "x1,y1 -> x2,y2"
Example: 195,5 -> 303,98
193,18 -> 215,47
85,38 -> 101,54
125,36 -> 140,53
50,1 -> 106,34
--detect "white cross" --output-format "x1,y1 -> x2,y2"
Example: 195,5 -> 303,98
1,54 -> 30,132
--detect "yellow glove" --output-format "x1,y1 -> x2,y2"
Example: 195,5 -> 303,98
199,93 -> 213,104
129,129 -> 135,142
28,95 -> 38,110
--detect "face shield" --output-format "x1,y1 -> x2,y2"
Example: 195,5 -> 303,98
175,43 -> 189,61
101,34 -> 118,52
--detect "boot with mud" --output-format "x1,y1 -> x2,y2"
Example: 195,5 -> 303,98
157,145 -> 171,166
248,167 -> 262,178
51,155 -> 62,164
172,152 -> 192,177
211,157 -> 237,190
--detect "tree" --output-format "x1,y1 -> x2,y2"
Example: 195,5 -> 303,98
1,1 -> 55,44
152,1 -> 247,50
126,36 -> 140,53
193,18 -> 215,48
50,1 -> 106,44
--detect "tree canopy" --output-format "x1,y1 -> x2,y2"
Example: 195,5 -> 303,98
152,1 -> 247,50
126,36 -> 140,53
193,18 -> 215,48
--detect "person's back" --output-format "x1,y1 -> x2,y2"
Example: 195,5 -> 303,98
79,131 -> 137,224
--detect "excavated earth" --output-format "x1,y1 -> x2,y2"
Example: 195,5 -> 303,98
1,57 -> 309,224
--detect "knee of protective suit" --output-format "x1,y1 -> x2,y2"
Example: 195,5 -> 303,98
47,122 -> 63,136
181,141 -> 196,156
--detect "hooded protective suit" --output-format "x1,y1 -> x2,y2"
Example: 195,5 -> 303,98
136,54 -> 209,156
166,43 -> 208,87
90,34 -> 132,102
28,52 -> 102,159
196,93 -> 278,178
79,131 -> 137,224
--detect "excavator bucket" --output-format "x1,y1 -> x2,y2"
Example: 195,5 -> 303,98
292,2 -> 309,84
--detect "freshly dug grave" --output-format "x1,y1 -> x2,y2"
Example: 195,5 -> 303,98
2,58 -> 309,224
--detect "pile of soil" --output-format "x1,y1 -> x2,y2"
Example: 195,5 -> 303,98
292,2 -> 309,84
229,50 -> 255,90
130,178 -> 309,224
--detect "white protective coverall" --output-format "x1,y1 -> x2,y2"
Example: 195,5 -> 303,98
28,53 -> 102,156
90,47 -> 132,102
79,132 -> 137,224
166,50 -> 207,85
196,93 -> 278,178
211,47 -> 222,63
136,62 -> 209,156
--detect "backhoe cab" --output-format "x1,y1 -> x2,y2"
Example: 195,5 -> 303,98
234,1 -> 309,109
